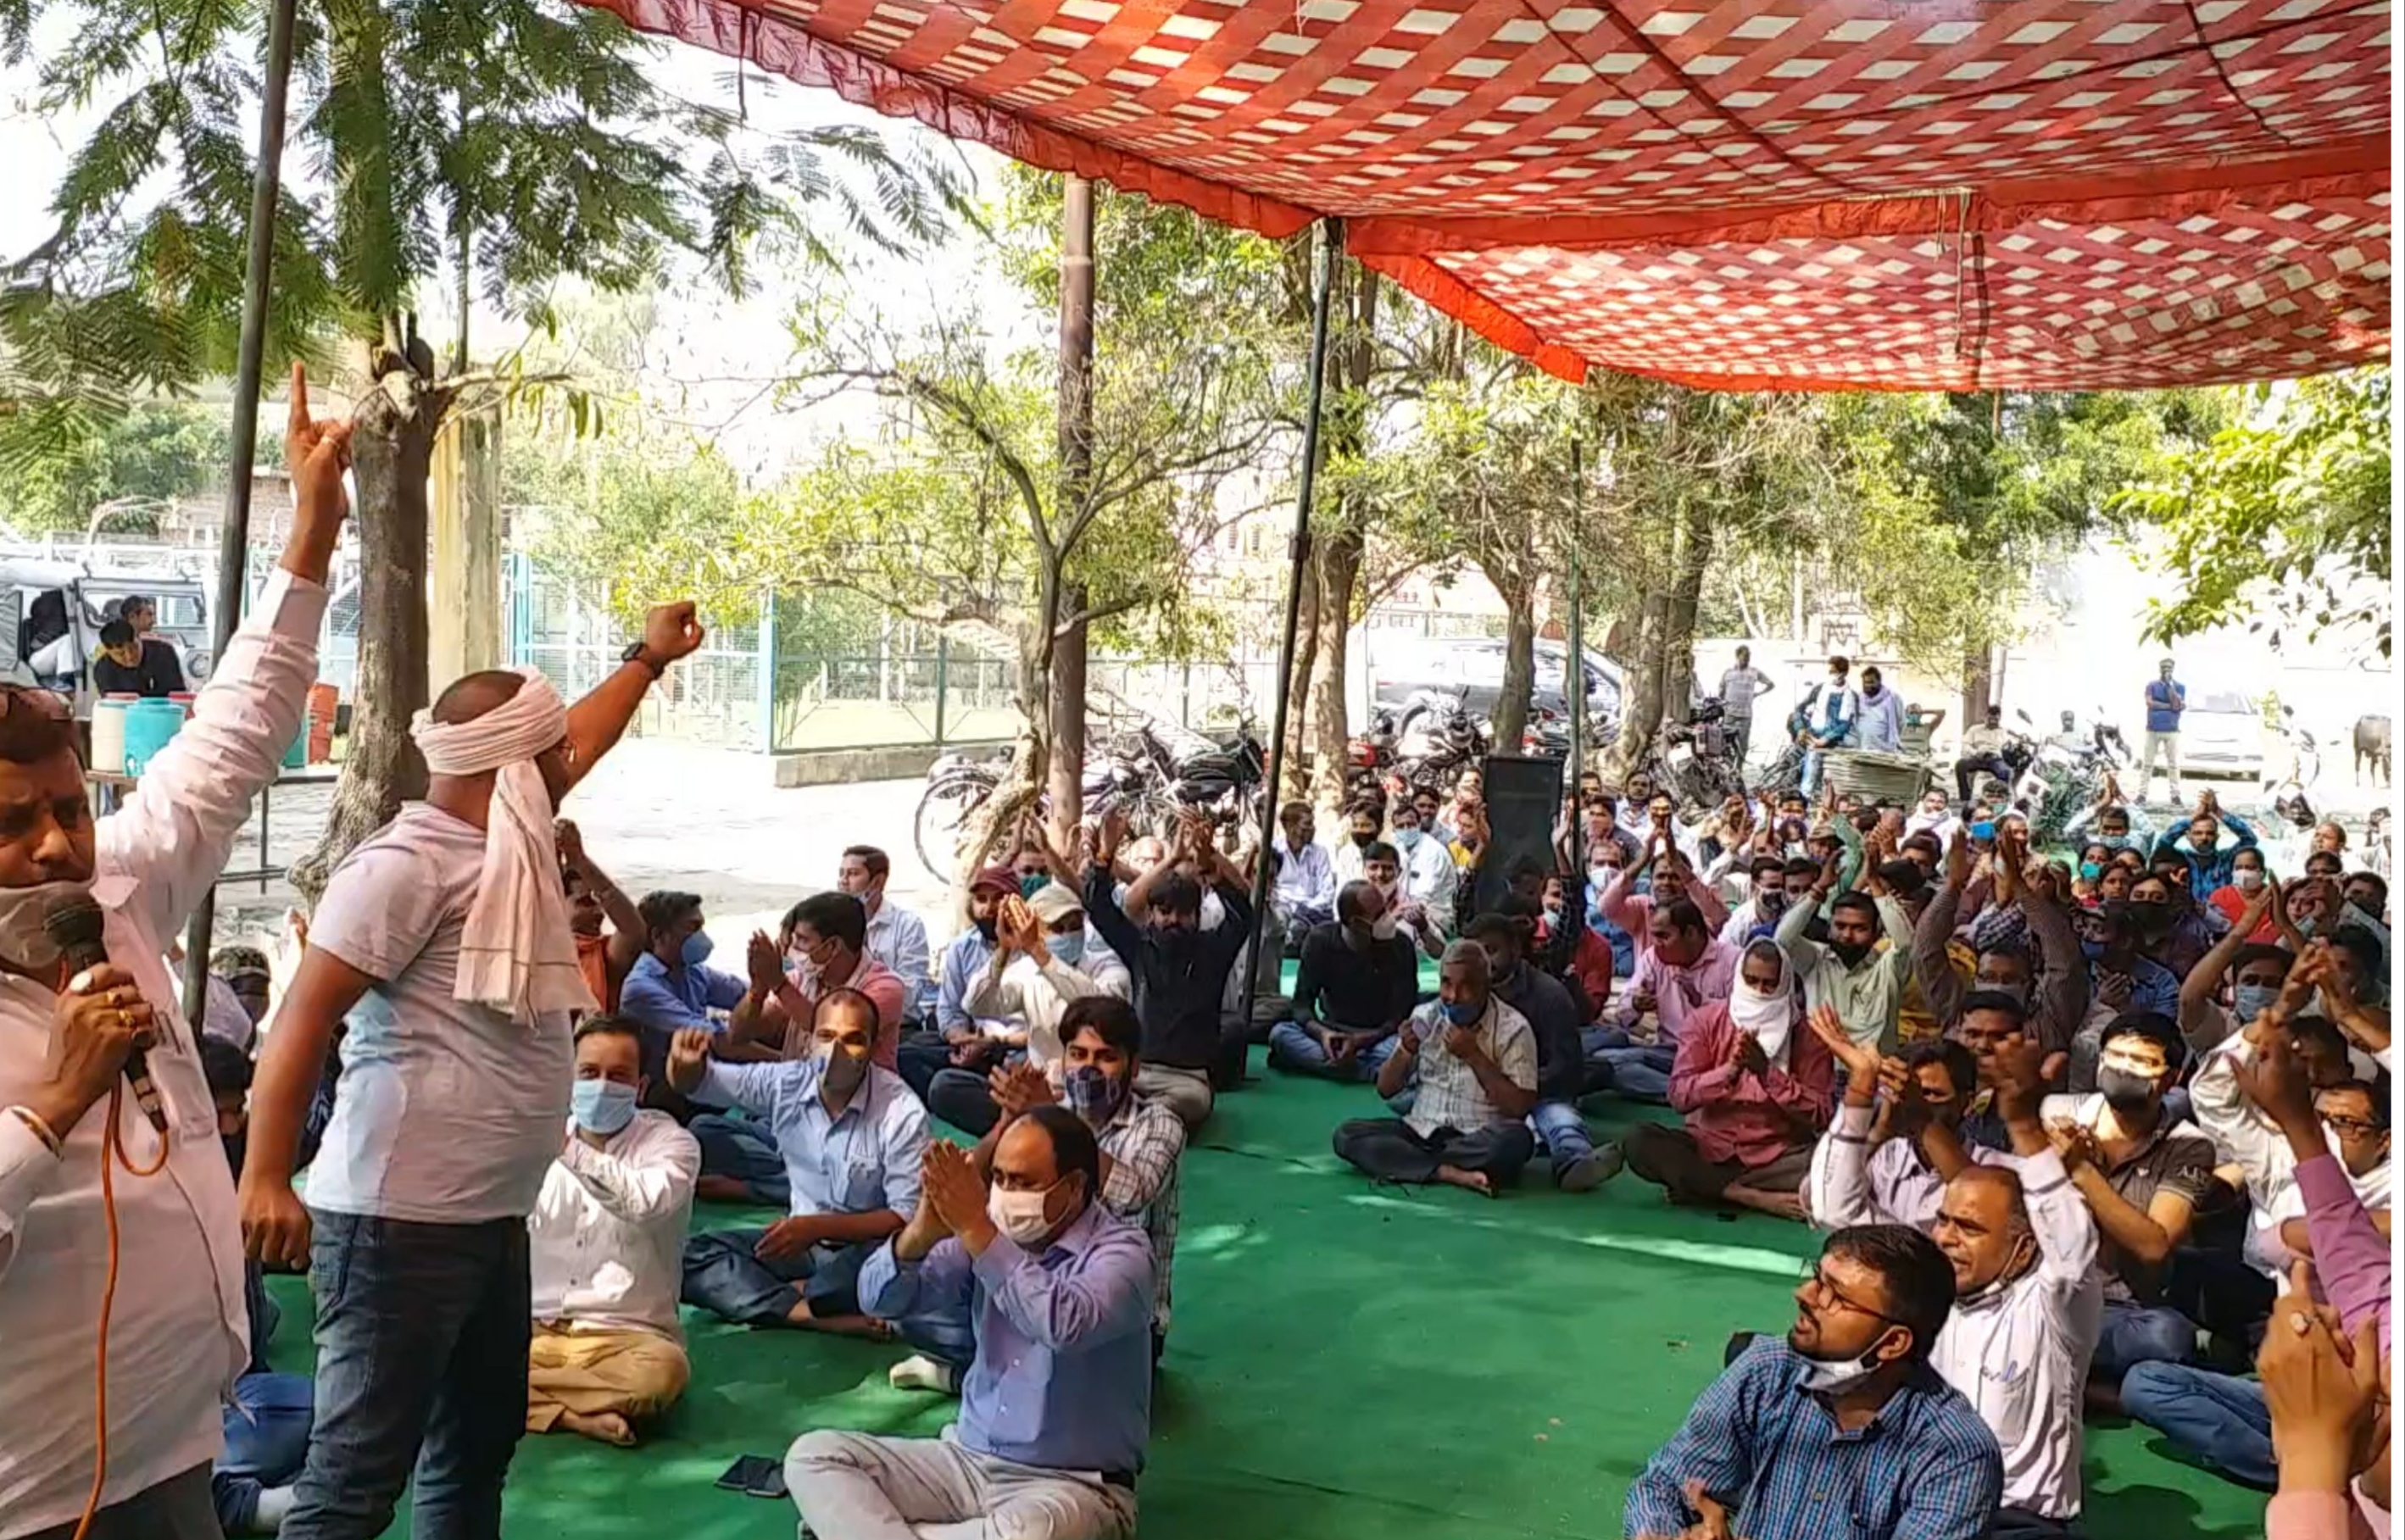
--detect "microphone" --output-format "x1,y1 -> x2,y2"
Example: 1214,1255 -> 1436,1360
44,896 -> 169,1135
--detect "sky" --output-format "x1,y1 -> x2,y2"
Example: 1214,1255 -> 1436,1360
0,12 -> 1033,481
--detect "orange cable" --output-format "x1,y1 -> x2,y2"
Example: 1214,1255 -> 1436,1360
69,1078 -> 169,1540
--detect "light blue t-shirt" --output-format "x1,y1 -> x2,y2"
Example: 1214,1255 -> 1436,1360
304,803 -> 574,1223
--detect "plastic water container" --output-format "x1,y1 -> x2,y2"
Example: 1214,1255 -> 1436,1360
90,695 -> 136,775
121,698 -> 187,778
281,720 -> 307,770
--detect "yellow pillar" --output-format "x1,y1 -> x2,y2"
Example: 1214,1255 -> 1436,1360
430,404 -> 503,683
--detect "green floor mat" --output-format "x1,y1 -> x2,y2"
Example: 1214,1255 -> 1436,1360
268,1051 -> 2269,1538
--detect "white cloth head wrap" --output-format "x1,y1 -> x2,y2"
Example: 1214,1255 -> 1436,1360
411,667 -> 595,1020
1729,942 -> 1795,1068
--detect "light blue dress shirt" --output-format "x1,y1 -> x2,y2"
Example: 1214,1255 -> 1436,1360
693,1059 -> 928,1220
620,953 -> 748,1036
937,928 -> 1000,1035
860,1202 -> 1155,1474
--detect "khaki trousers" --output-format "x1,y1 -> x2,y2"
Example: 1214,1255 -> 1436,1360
525,1323 -> 690,1432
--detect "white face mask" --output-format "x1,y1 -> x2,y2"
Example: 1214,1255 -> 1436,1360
988,1179 -> 1066,1246
1049,929 -> 1087,966
1795,1343 -> 1885,1394
0,880 -> 89,975
2234,869 -> 2265,892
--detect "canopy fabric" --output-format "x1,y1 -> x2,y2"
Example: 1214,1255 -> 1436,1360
592,0 -> 2391,389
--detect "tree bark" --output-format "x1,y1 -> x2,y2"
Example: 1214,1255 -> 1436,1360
1306,527 -> 1363,816
1658,507 -> 1715,725
290,364 -> 441,907
1492,574 -> 1536,753
1960,643 -> 1996,728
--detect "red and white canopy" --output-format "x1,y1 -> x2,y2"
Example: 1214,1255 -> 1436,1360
591,0 -> 2391,389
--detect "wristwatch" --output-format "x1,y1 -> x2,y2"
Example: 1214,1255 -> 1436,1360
621,639 -> 665,679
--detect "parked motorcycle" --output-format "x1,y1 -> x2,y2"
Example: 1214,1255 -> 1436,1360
1389,689 -> 1489,794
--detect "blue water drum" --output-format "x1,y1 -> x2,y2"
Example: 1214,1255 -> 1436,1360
121,698 -> 188,778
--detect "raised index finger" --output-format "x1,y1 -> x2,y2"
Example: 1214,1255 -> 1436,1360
287,360 -> 311,439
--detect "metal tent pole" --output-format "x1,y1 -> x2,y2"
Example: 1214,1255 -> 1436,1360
1567,438 -> 1585,797
182,0 -> 302,1026
1239,217 -> 1342,1035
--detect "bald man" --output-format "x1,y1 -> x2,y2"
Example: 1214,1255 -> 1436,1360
238,606 -> 704,1540
1333,942 -> 1539,1198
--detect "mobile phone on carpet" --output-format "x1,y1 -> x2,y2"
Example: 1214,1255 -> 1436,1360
715,1454 -> 788,1498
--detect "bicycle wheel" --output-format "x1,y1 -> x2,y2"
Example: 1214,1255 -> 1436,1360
916,776 -> 991,883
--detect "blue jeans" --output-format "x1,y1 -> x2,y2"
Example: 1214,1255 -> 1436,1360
1528,1099 -> 1595,1178
681,1229 -> 870,1326
2120,1363 -> 2274,1488
1267,1021 -> 1400,1081
1584,1026 -> 1673,1104
282,1211 -> 531,1540
691,1112 -> 790,1209
215,1371 -> 314,1532
2092,1299 -> 2197,1382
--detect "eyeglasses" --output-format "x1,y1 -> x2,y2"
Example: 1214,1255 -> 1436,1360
1798,1263 -> 1907,1327
2320,1112 -> 2383,1138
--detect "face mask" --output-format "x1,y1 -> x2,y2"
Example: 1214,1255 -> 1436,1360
2233,981 -> 2279,1021
819,1042 -> 869,1094
1757,888 -> 1788,920
2079,862 -> 2103,882
1063,1065 -> 1127,1124
1351,831 -> 1376,850
1049,930 -> 1086,966
1441,998 -> 1482,1027
1541,900 -> 1565,920
1830,940 -> 1873,969
1589,865 -> 1617,891
1019,874 -> 1048,900
2096,1067 -> 2159,1115
988,1179 -> 1066,1247
1794,1343 -> 1885,1395
1395,828 -> 1422,852
571,1077 -> 639,1136
975,915 -> 999,943
0,879 -> 93,976
2131,904 -> 2174,939
2234,869 -> 2265,892
680,931 -> 715,969
2081,938 -> 2107,963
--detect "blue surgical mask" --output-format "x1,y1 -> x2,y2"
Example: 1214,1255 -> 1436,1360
2081,938 -> 2107,963
1441,998 -> 1481,1027
1049,930 -> 1087,966
680,931 -> 715,969
1395,827 -> 1423,852
2233,982 -> 2278,1022
2079,861 -> 2103,882
570,1077 -> 638,1137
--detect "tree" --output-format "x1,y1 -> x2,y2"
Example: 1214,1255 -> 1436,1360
6,0 -> 969,897
0,400 -> 230,534
747,171 -> 1297,866
2113,367 -> 2390,660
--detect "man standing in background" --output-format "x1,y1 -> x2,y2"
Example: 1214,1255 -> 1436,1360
2140,659 -> 2186,805
1717,645 -> 1774,767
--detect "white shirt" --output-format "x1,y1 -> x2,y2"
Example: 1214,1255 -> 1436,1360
0,569 -> 325,1537
963,945 -> 1132,1065
1855,687 -> 1907,753
1906,809 -> 1961,844
306,803 -> 576,1223
1272,834 -> 1337,917
1717,664 -> 1773,719
2192,1026 -> 2396,1276
1927,1148 -> 2102,1521
1805,1102 -> 2007,1231
1392,831 -> 1455,918
529,1109 -> 699,1338
862,894 -> 932,1015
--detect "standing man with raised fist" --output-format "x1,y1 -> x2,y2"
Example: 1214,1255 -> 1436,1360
240,575 -> 705,1539
3,364 -> 349,1540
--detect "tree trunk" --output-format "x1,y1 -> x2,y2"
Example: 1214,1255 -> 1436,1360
1658,509 -> 1715,724
1492,577 -> 1536,753
1960,643 -> 1995,729
1602,566 -> 1676,787
1307,527 -> 1363,815
290,367 -> 441,906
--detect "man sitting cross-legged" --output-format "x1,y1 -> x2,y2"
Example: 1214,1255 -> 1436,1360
888,997 -> 1189,1394
1466,909 -> 1604,1193
671,991 -> 927,1337
1626,1226 -> 2002,1540
1331,941 -> 1539,1198
526,1015 -> 700,1448
788,1115 -> 1154,1540
1609,942 -> 1832,1219
1267,880 -> 1418,1080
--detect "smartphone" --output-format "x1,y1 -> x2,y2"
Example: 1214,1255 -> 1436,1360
1969,820 -> 1996,842
715,1454 -> 788,1499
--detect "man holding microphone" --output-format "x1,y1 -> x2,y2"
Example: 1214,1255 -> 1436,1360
1,365 -> 351,1540
238,569 -> 701,1531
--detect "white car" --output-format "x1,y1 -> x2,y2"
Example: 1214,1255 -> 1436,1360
2177,689 -> 2266,781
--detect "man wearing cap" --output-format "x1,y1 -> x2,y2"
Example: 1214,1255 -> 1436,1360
237,602 -> 704,1540
927,884 -> 1131,1136
901,865 -> 1020,1103
205,944 -> 274,1054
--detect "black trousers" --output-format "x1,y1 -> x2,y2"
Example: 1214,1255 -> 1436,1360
1955,755 -> 2013,803
1333,1118 -> 1535,1186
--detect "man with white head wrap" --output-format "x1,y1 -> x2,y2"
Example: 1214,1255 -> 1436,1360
238,603 -> 701,1540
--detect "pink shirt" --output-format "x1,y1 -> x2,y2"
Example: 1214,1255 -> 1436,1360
1600,869 -> 1730,959
2295,1153 -> 2391,1356
1613,937 -> 1740,1047
1668,1001 -> 1834,1169
783,954 -> 908,1069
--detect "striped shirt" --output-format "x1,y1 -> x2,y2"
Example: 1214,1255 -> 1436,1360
1095,1090 -> 1186,1333
1624,1338 -> 2002,1540
1400,997 -> 1537,1139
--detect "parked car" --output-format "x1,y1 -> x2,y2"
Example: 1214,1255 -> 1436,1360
2178,688 -> 2267,780
0,555 -> 211,698
1365,636 -> 1626,737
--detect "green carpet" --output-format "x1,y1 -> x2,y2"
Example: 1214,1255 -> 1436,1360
269,1051 -> 2268,1539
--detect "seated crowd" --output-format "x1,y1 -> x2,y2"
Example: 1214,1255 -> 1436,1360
198,755 -> 2392,1540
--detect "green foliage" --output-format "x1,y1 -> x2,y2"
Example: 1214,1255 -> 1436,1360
2113,367 -> 2390,659
0,399 -> 229,533
4,0 -> 973,427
